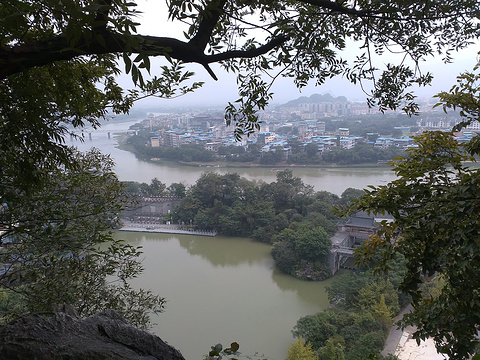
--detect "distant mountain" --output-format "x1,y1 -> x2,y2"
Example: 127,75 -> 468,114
279,93 -> 348,107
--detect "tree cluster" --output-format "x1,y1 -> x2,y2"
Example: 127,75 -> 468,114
285,337 -> 318,360
167,170 -> 360,279
320,142 -> 405,166
293,255 -> 409,360
323,114 -> 418,137
124,178 -> 187,198
271,223 -> 332,280
341,61 -> 480,359
217,144 -> 261,163
0,150 -> 165,327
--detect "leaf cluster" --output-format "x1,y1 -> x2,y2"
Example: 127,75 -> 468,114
0,149 -> 165,328
434,54 -> 480,131
339,66 -> 480,357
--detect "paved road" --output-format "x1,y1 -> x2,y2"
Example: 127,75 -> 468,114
382,305 -> 415,357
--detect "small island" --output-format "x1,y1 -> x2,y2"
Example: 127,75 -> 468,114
121,170 -> 366,281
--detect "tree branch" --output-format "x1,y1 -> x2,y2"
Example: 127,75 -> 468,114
1,0 -> 469,80
294,0 -> 377,17
204,35 -> 290,63
0,28 -> 289,80
188,0 -> 227,50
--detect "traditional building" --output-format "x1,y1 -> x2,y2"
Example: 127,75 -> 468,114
328,211 -> 393,275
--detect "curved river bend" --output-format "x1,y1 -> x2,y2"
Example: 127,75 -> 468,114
72,122 -> 395,359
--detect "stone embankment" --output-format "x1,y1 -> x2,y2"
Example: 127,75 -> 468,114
120,222 -> 218,236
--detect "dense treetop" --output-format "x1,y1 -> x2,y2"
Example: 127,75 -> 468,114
341,61 -> 480,360
2,0 -> 479,137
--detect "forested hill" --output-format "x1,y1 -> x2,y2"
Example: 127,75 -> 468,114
279,93 -> 349,108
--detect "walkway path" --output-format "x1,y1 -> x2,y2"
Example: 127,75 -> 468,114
382,305 -> 414,357
119,222 -> 217,237
382,304 -> 447,359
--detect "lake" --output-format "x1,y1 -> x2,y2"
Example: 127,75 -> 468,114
119,231 -> 340,360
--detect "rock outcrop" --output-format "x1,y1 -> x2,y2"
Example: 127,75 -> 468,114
0,308 -> 186,360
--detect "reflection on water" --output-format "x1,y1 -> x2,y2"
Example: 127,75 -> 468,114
177,236 -> 271,268
116,231 -> 336,360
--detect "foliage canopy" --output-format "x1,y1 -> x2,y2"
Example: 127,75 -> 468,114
286,337 -> 318,360
342,62 -> 480,359
2,0 -> 479,139
294,256 -> 408,360
0,149 -> 165,328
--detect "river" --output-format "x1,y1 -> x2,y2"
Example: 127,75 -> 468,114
69,120 -> 394,359
69,120 -> 397,195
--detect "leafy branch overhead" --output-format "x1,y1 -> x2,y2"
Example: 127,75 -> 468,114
2,0 -> 479,135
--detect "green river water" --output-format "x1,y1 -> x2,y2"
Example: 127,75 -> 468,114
117,231 -> 342,360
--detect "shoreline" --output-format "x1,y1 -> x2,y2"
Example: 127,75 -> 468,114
116,145 -> 393,170
115,134 -> 394,170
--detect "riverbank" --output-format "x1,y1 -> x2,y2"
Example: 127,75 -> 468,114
174,159 -> 393,169
115,134 -> 394,170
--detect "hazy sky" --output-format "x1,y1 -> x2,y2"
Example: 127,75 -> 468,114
121,0 -> 479,109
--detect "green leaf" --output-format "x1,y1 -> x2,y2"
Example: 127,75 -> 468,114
229,342 -> 239,353
123,54 -> 132,74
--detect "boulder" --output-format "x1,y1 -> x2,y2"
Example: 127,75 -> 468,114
0,308 -> 186,360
